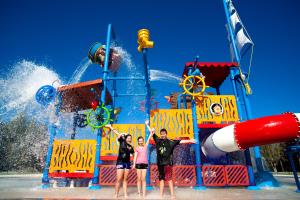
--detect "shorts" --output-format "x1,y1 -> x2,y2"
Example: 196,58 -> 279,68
116,162 -> 131,169
157,165 -> 173,181
135,163 -> 148,169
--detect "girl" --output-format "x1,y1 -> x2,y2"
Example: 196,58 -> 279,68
133,121 -> 154,198
105,124 -> 134,199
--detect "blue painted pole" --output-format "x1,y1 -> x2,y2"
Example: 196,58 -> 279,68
41,94 -> 61,188
112,72 -> 117,102
192,99 -> 206,190
183,94 -> 187,109
41,124 -> 57,188
222,0 -> 240,64
223,0 -> 263,188
240,81 -> 263,172
108,72 -> 117,123
287,151 -> 300,192
229,69 -> 243,121
142,48 -> 153,190
177,94 -> 182,109
90,24 -> 113,189
229,68 -> 256,187
177,94 -> 187,109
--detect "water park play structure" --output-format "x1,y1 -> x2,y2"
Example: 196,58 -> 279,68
35,0 -> 300,192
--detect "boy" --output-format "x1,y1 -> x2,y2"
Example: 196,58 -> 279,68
146,121 -> 196,199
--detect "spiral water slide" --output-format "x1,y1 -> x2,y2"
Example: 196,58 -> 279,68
202,113 -> 300,158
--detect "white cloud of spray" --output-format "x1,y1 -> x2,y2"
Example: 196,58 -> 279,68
0,60 -> 62,119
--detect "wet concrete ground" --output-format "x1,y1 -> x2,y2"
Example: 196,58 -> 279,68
0,174 -> 299,199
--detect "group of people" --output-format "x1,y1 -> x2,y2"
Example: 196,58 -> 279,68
105,121 -> 196,199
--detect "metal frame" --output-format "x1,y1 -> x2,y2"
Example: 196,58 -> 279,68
223,0 -> 261,189
89,24 -> 153,189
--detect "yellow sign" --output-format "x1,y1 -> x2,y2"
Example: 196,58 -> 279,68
49,139 -> 96,173
196,95 -> 239,124
150,109 -> 194,139
101,124 -> 145,155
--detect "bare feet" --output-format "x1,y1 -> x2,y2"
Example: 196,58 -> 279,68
124,194 -> 129,199
171,195 -> 176,200
114,193 -> 119,199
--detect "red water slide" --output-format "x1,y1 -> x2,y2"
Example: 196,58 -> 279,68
202,113 -> 300,158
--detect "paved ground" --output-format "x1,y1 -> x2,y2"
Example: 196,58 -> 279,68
0,174 -> 299,199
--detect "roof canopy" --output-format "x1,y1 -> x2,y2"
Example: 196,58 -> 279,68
57,79 -> 112,113
182,62 -> 238,88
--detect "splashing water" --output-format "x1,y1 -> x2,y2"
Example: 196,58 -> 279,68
112,45 -> 143,118
109,45 -> 183,118
0,60 -> 63,119
150,69 -> 182,83
68,57 -> 91,84
112,45 -> 137,72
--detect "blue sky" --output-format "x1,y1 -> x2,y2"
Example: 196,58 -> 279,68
1,0 -> 300,124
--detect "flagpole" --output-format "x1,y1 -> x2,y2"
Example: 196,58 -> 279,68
222,0 -> 263,189
223,0 -> 241,64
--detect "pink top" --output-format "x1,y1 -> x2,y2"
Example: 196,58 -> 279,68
135,145 -> 148,164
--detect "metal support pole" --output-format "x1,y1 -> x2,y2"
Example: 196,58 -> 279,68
192,99 -> 206,190
142,48 -> 153,190
230,69 -> 243,121
229,68 -> 256,187
90,24 -> 113,189
287,151 -> 300,192
177,94 -> 182,109
41,94 -> 61,189
112,72 -> 117,109
183,94 -> 187,108
223,0 -> 261,186
223,0 -> 265,179
41,124 -> 57,188
71,112 -> 78,139
239,81 -> 263,170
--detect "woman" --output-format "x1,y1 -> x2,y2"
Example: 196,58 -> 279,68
133,121 -> 154,198
105,124 -> 134,199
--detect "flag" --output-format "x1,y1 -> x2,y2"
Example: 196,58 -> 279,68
236,28 -> 253,58
225,0 -> 253,59
230,12 -> 242,34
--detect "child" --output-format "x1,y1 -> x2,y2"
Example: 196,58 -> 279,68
105,124 -> 134,199
133,121 -> 154,198
146,121 -> 196,199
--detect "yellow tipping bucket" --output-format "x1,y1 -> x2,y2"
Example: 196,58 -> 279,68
137,29 -> 154,52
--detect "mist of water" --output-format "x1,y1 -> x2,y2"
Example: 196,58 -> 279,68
0,60 -> 63,120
